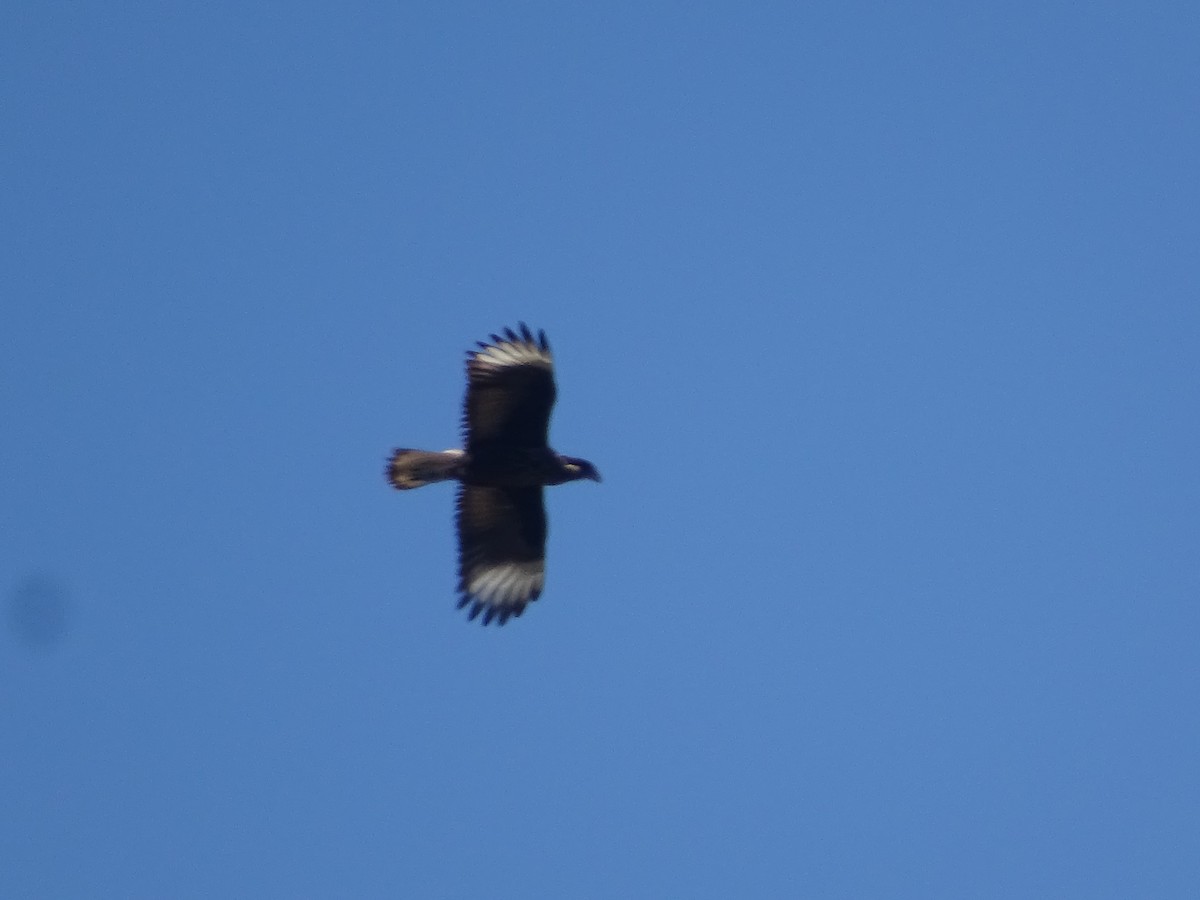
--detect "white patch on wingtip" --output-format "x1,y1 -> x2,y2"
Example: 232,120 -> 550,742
474,339 -> 552,370
467,561 -> 544,607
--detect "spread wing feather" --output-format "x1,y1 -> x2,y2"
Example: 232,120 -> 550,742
456,484 -> 547,625
462,323 -> 556,450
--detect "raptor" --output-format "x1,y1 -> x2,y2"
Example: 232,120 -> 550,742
386,324 -> 600,625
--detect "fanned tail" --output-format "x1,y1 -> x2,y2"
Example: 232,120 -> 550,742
386,449 -> 466,490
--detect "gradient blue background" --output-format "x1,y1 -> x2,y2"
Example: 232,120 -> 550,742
3,3 -> 1198,897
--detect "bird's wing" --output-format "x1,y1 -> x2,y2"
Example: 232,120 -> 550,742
462,324 -> 556,450
455,484 -> 547,625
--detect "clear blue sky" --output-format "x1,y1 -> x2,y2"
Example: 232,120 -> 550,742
3,3 -> 1198,897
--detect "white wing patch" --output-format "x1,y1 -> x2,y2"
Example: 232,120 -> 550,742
467,561 -> 544,605
461,560 -> 545,624
470,325 -> 553,374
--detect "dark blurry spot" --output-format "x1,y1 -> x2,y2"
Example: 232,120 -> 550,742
8,575 -> 71,649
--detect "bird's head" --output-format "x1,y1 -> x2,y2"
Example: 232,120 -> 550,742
559,456 -> 602,483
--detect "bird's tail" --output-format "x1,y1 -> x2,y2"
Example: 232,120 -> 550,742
386,448 -> 466,490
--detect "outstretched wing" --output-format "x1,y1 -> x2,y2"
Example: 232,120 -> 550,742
455,484 -> 547,625
463,324 -> 556,450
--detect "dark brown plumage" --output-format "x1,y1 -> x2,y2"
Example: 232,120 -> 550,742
386,324 -> 600,625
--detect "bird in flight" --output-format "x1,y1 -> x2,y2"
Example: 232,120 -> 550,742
386,324 -> 601,625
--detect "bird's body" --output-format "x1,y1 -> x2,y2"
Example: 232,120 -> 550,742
385,324 -> 600,625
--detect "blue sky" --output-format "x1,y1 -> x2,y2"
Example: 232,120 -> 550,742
3,2 -> 1198,897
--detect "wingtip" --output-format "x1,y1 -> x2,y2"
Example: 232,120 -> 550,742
455,590 -> 531,627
